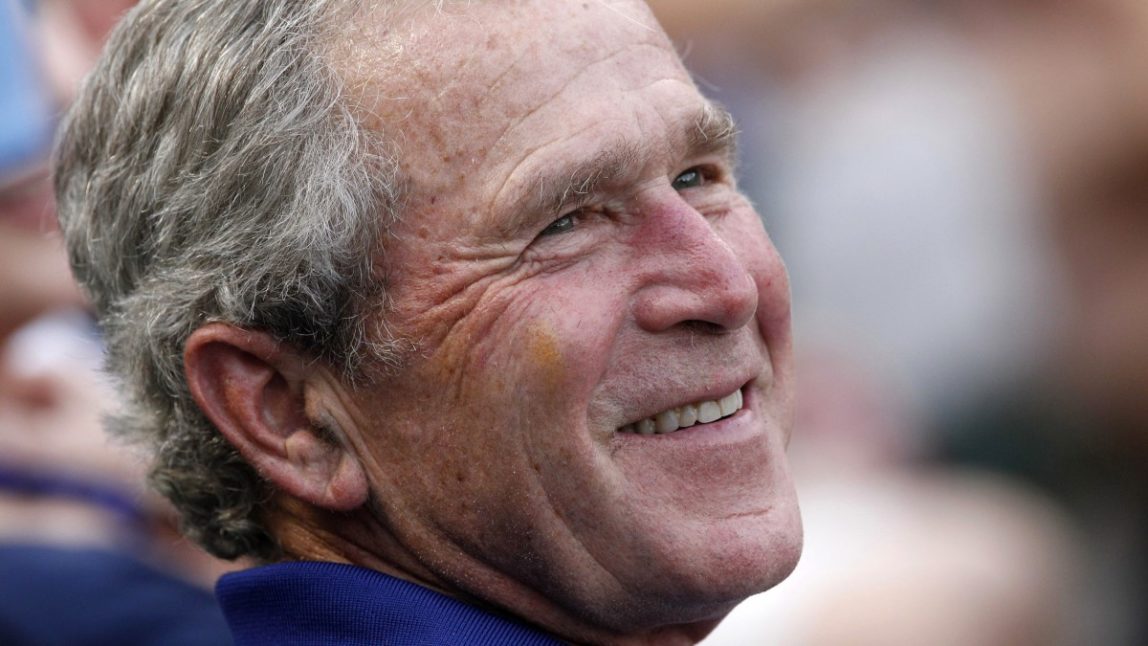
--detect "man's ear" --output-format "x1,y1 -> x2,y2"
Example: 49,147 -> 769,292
183,323 -> 368,512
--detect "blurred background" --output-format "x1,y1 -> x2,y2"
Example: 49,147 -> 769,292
648,0 -> 1148,644
0,0 -> 235,643
3,0 -> 1146,643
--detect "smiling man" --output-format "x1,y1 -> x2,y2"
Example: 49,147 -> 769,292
54,0 -> 801,643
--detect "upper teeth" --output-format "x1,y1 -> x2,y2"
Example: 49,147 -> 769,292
618,389 -> 744,435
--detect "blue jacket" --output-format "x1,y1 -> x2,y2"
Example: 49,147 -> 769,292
216,561 -> 564,645
0,544 -> 232,646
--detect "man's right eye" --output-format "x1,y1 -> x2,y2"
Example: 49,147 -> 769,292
539,212 -> 578,236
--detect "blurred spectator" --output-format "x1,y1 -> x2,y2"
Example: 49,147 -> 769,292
0,0 -> 233,642
0,311 -> 234,645
936,1 -> 1148,642
648,0 -> 1115,643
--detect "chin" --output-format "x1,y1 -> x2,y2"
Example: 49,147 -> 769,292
616,507 -> 804,634
695,490 -> 803,583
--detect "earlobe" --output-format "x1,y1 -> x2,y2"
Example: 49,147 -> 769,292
184,323 -> 368,512
282,419 -> 369,512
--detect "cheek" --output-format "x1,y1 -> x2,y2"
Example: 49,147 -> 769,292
730,215 -> 789,317
441,290 -> 606,410
725,214 -> 792,352
726,214 -> 796,436
377,278 -> 625,481
372,309 -> 629,582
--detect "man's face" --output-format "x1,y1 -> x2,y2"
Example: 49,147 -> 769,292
332,1 -> 800,640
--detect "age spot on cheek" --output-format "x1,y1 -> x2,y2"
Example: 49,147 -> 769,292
525,321 -> 567,395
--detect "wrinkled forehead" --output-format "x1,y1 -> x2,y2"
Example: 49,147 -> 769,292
340,0 -> 672,91
334,0 -> 685,164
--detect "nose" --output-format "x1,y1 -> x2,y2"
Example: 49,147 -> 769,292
630,197 -> 760,334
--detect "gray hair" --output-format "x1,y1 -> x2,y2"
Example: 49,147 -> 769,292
54,0 -> 402,560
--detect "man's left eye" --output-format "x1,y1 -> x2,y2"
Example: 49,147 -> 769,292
672,167 -> 705,191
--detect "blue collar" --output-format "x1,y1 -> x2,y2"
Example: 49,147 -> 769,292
217,561 -> 564,645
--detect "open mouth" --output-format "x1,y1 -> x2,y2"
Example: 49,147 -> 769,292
617,387 -> 744,436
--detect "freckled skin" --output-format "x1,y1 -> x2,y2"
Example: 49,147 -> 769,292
315,1 -> 801,644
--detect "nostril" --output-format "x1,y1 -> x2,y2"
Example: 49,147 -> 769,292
681,320 -> 726,336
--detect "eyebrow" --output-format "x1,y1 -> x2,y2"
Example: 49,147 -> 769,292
493,101 -> 739,238
687,100 -> 738,166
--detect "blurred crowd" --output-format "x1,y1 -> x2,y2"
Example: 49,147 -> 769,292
650,0 -> 1148,644
0,0 -> 234,643
2,0 -> 1146,643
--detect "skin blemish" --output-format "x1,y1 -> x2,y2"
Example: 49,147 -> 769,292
524,321 -> 566,388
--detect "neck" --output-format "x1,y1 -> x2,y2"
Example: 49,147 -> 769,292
265,496 -> 724,645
